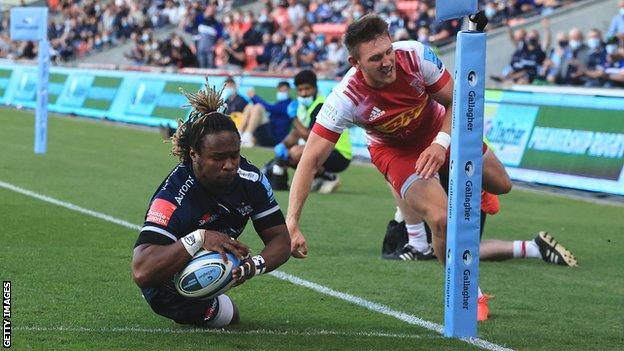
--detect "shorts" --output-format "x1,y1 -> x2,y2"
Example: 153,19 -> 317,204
370,141 -> 488,199
141,285 -> 234,327
323,149 -> 351,173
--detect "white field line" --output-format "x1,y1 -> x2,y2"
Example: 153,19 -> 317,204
14,326 -> 435,339
0,180 -> 514,351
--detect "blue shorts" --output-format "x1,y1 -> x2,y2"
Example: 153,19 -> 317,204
142,285 -> 223,326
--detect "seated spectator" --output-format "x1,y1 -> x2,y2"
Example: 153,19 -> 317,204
581,28 -> 607,87
543,31 -> 570,83
223,77 -> 250,129
223,32 -> 247,70
604,37 -> 624,87
239,81 -> 294,147
504,30 -> 546,84
555,28 -> 591,85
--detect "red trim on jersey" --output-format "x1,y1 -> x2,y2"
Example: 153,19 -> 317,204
426,70 -> 451,93
346,85 -> 363,100
343,90 -> 358,105
521,241 -> 527,258
312,123 -> 341,143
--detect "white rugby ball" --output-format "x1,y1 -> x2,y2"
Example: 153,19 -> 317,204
174,250 -> 240,300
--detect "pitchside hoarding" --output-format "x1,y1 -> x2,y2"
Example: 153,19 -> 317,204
0,62 -> 622,195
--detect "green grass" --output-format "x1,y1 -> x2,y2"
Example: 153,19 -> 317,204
1,107 -> 623,350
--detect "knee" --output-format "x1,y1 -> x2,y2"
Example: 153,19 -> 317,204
427,211 -> 447,238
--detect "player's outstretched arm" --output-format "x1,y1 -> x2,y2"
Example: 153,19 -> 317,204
132,230 -> 250,288
232,224 -> 291,284
415,74 -> 454,179
286,132 -> 336,258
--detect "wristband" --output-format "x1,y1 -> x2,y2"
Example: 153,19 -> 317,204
251,255 -> 267,275
181,230 -> 204,256
432,131 -> 451,150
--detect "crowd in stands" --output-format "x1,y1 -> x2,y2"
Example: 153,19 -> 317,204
493,0 -> 624,88
111,0 -> 586,77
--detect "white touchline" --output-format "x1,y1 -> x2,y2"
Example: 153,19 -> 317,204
14,326 -> 436,339
0,180 -> 513,351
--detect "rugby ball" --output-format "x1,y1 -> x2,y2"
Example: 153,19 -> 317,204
174,250 -> 240,300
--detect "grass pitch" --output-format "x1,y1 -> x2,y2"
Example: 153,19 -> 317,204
0,108 -> 622,350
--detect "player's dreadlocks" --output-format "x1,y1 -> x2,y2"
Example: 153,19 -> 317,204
171,77 -> 240,163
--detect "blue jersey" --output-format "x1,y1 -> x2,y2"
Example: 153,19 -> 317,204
135,156 -> 282,247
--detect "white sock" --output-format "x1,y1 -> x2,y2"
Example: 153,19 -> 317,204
406,222 -> 429,252
394,207 -> 404,223
272,164 -> 285,175
478,286 -> 483,298
512,240 -> 541,258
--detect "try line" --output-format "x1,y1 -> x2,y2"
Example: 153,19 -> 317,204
0,180 -> 513,351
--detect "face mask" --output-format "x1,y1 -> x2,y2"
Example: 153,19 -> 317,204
586,38 -> 601,50
558,40 -> 568,48
620,8 -> 624,15
142,33 -> 150,42
316,39 -> 324,47
276,91 -> 289,101
297,96 -> 313,107
484,7 -> 496,19
606,44 -> 618,55
353,11 -> 362,20
569,40 -> 581,50
285,38 -> 294,46
222,87 -> 235,100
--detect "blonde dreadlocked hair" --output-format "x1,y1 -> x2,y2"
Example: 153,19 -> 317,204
171,77 -> 239,163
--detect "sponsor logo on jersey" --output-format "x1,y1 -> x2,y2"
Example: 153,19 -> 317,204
146,198 -> 177,226
237,204 -> 253,217
175,175 -> 195,205
237,169 -> 260,182
198,212 -> 217,226
372,104 -> 426,134
368,106 -> 386,121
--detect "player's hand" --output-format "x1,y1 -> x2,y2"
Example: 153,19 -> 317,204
288,225 -> 308,259
246,88 -> 256,98
231,256 -> 255,286
202,230 -> 250,263
415,143 -> 447,179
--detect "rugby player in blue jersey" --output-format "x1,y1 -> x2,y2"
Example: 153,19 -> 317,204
132,80 -> 291,327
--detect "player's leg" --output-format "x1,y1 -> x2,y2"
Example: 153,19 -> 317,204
482,148 -> 512,195
390,187 -> 435,260
402,177 -> 448,265
480,240 -> 514,260
241,104 -> 267,147
144,290 -> 239,327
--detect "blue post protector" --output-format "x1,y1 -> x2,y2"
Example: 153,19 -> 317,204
10,7 -> 49,154
444,30 -> 486,338
35,40 -> 50,154
436,0 -> 477,21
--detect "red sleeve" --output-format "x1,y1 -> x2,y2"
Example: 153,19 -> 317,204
312,123 -> 341,143
426,70 -> 451,94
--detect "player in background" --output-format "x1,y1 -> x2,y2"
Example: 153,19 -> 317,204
132,80 -> 290,327
383,150 -> 577,268
285,15 -> 512,321
264,70 -> 352,194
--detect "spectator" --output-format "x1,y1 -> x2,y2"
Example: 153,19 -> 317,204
223,32 -> 247,70
607,0 -> 624,42
581,28 -> 607,87
240,81 -> 294,147
223,77 -> 250,127
543,31 -> 570,84
555,28 -> 590,85
196,4 -> 223,68
604,37 -> 624,87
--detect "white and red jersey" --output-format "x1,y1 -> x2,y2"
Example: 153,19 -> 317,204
313,41 -> 451,148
